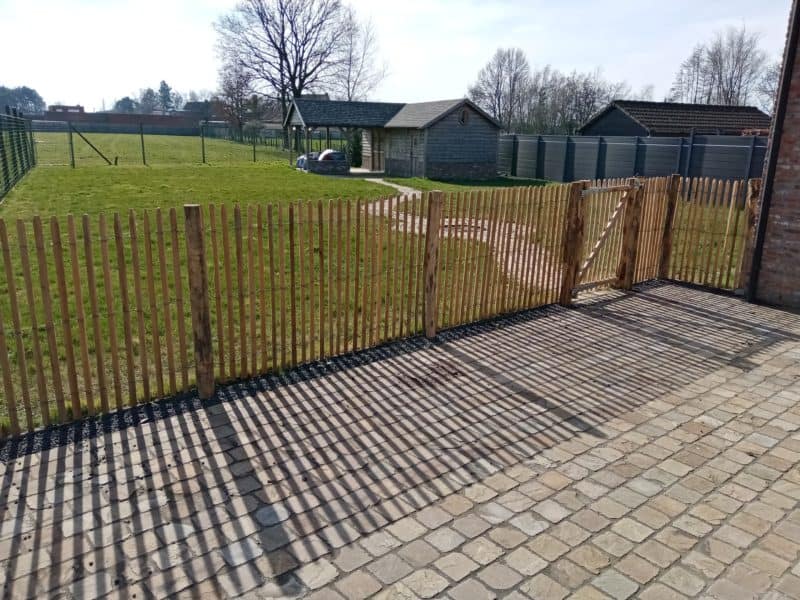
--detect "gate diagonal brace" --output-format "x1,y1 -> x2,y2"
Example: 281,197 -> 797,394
576,195 -> 626,283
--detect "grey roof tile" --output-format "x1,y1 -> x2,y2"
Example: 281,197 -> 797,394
290,99 -> 404,128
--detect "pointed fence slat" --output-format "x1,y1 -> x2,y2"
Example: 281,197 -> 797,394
51,218 -> 80,418
34,216 -> 66,422
129,211 -> 150,402
1,221 -> 33,430
169,209 -> 189,390
156,210 -> 177,396
143,212 -> 164,397
209,206 -> 225,381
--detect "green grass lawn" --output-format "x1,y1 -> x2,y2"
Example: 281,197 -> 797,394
1,163 -> 394,220
33,131 -> 285,166
385,176 -> 549,193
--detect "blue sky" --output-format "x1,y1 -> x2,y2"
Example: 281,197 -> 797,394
0,0 -> 791,111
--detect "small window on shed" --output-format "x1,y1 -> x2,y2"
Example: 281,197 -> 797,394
458,108 -> 469,125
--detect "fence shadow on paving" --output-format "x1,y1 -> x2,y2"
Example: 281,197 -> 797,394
1,282 -> 797,597
0,175 -> 761,441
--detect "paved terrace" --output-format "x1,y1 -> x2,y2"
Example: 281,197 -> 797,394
1,283 -> 800,600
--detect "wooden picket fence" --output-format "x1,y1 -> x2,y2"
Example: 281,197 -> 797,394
0,175 -> 760,439
662,177 -> 759,290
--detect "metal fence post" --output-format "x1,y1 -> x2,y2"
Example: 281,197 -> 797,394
684,131 -> 695,177
536,135 -> 544,179
743,136 -> 757,179
20,112 -> 32,170
67,122 -> 75,168
200,123 -> 206,164
595,137 -> 603,180
511,135 -> 519,177
27,119 -> 36,167
139,123 -> 147,166
423,191 -> 443,338
184,204 -> 215,399
559,181 -> 588,305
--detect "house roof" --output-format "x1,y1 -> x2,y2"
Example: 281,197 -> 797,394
285,97 -> 501,130
579,100 -> 772,135
286,99 -> 404,128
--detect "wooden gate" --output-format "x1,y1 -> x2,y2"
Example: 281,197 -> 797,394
560,179 -> 643,303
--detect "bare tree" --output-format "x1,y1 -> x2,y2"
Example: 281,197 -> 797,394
219,61 -> 255,140
138,88 -> 158,114
468,48 -> 531,131
670,26 -> 768,106
331,6 -> 386,101
670,45 -> 709,103
469,49 -> 639,135
632,84 -> 655,101
757,60 -> 781,113
216,0 -> 347,136
468,49 -> 642,134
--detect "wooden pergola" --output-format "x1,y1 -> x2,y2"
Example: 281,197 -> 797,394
284,98 -> 406,165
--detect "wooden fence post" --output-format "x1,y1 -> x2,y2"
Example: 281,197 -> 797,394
615,179 -> 644,290
559,180 -> 588,306
184,205 -> 215,399
423,191 -> 443,338
658,173 -> 681,279
736,178 -> 761,291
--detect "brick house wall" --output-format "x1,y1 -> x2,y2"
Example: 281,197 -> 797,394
753,3 -> 800,308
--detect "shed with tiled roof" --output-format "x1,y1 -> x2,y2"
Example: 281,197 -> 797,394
578,100 -> 772,137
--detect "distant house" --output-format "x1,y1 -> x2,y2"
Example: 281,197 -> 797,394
182,100 -> 226,121
285,97 -> 501,179
578,100 -> 772,137
46,104 -> 85,115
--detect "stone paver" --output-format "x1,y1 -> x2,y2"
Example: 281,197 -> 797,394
2,284 -> 800,599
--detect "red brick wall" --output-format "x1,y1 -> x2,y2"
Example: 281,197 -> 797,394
41,111 -> 201,129
756,14 -> 800,308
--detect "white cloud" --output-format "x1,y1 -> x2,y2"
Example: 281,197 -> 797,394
0,0 -> 790,111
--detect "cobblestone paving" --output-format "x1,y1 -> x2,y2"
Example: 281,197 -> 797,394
1,283 -> 799,599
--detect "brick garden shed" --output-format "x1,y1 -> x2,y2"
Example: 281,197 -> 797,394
285,97 -> 501,179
